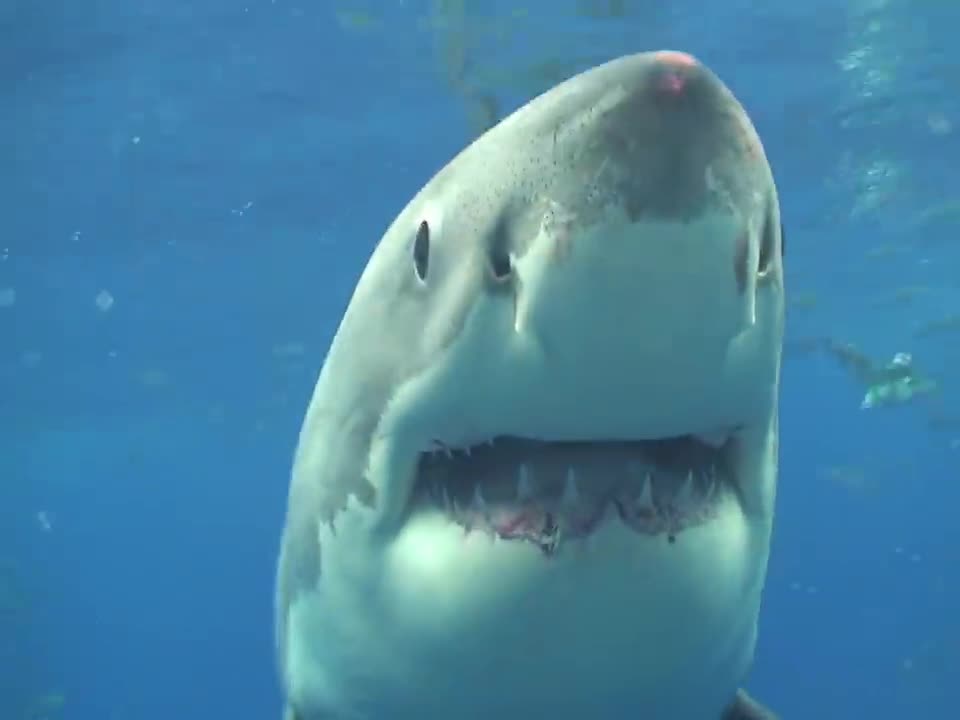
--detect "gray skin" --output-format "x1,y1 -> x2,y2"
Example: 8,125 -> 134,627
276,51 -> 784,719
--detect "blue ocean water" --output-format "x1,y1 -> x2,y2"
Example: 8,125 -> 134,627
3,1 -> 959,718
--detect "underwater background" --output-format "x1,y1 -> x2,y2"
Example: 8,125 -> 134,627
2,1 -> 959,718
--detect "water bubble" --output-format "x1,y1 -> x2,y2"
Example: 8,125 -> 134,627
36,510 -> 52,532
95,290 -> 114,312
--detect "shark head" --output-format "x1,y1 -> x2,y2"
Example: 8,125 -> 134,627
277,50 -> 785,719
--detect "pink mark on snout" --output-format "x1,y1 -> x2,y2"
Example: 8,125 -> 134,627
653,50 -> 698,68
659,72 -> 686,95
652,50 -> 698,96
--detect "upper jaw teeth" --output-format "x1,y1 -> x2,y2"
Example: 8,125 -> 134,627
694,429 -> 733,448
419,434 -> 731,514
561,469 -> 579,506
517,464 -> 534,500
677,471 -> 695,504
638,473 -> 653,508
472,484 -> 487,511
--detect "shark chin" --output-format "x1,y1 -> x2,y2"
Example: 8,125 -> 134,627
277,49 -> 784,720
286,421 -> 775,718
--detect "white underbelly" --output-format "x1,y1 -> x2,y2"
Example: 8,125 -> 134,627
285,493 -> 771,719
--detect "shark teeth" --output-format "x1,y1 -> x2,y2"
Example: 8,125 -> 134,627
561,468 -> 580,506
517,464 -> 534,501
417,435 -> 733,545
676,471 -> 695,505
637,473 -> 654,509
471,484 -> 487,512
705,476 -> 719,501
694,429 -> 732,448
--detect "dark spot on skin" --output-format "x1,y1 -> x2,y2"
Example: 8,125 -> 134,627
414,220 -> 430,282
667,534 -> 676,544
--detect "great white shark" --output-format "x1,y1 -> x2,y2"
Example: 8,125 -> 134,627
275,50 -> 785,719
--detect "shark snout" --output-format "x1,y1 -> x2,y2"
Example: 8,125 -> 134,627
648,50 -> 701,97
644,50 -> 724,113
563,50 -> 758,232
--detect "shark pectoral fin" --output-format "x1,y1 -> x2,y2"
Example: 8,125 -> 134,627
722,688 -> 780,720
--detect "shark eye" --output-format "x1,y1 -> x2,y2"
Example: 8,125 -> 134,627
413,220 -> 430,282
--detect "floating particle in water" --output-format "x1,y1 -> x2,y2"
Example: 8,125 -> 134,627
272,341 -> 306,358
231,200 -> 254,217
29,691 -> 65,717
138,368 -> 172,387
36,511 -> 52,532
95,289 -> 114,312
927,112 -> 952,135
894,546 -> 922,563
0,287 -> 14,307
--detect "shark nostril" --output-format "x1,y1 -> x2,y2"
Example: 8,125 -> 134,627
736,214 -> 782,293
757,217 -> 782,277
490,248 -> 512,281
486,212 -> 514,283
734,230 -> 749,294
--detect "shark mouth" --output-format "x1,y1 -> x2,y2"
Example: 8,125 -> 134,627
411,434 -> 738,556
